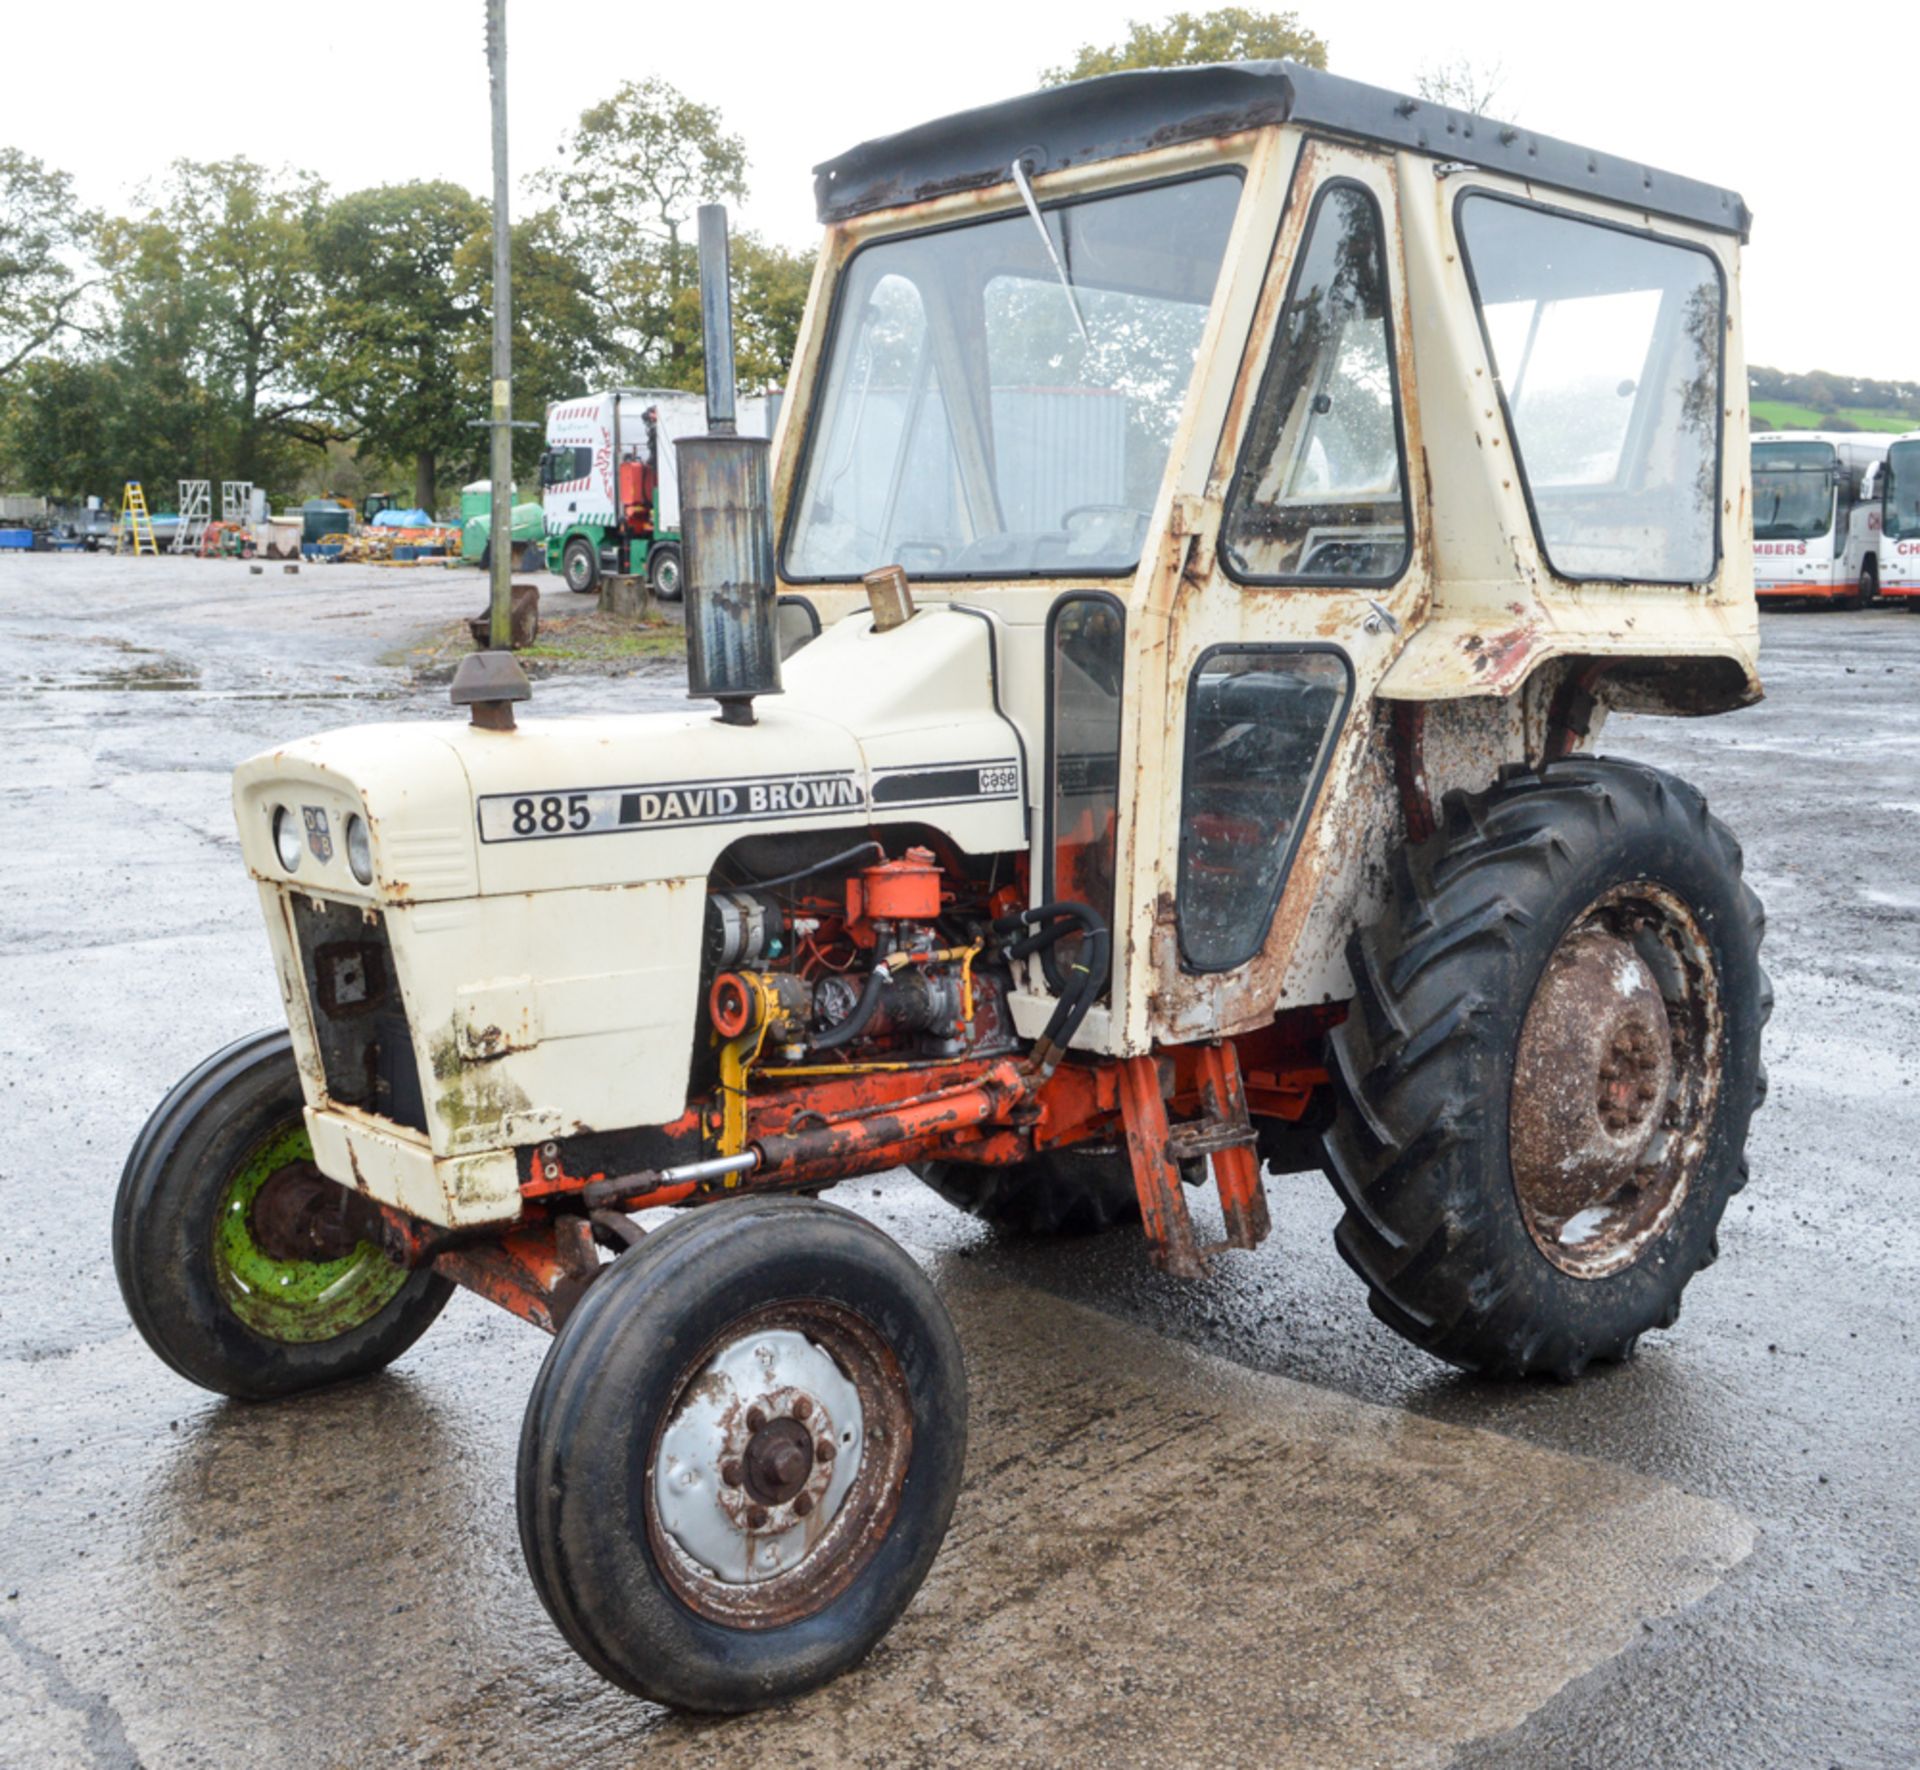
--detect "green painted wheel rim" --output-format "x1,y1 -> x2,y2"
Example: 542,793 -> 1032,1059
212,1122 -> 407,1344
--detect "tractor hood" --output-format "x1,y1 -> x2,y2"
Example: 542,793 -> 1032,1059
232,603 -> 1029,905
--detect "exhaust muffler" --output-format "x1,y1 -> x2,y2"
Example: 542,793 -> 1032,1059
677,203 -> 782,727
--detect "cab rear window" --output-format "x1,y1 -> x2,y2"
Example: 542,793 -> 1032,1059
1456,195 -> 1724,585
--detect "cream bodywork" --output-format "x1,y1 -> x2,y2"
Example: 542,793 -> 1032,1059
235,120 -> 1759,1227
234,609 -> 1025,1223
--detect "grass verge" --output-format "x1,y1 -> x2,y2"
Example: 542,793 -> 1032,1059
385,609 -> 686,681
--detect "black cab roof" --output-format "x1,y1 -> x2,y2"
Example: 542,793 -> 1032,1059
814,60 -> 1751,242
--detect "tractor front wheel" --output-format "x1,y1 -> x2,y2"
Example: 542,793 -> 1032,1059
516,1196 -> 966,1711
1325,757 -> 1769,1379
113,1030 -> 451,1400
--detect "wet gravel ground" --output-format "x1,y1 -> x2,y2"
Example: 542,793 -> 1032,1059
2,553 -> 1916,1766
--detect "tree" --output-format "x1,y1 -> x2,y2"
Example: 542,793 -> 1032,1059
101,159 -> 331,486
0,148 -> 100,382
534,79 -> 814,393
1414,58 -> 1510,118
1041,8 -> 1329,84
454,207 -> 611,477
306,181 -> 490,510
537,77 -> 747,372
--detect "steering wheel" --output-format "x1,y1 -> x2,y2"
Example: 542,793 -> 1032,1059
1061,504 -> 1152,555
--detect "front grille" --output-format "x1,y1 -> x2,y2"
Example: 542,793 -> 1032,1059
289,896 -> 428,1134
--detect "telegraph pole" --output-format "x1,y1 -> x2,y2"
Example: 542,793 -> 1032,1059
485,0 -> 513,650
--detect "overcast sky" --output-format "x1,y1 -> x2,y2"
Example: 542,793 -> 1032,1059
10,0 -> 1918,381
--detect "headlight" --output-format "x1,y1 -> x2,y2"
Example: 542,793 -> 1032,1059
271,805 -> 301,873
346,814 -> 373,885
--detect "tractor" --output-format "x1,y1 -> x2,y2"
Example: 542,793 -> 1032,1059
116,60 -> 1767,1712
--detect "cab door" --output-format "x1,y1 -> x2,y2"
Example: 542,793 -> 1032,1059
1126,137 -> 1426,1049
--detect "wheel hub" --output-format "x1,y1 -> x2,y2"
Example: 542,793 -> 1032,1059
248,1160 -> 383,1264
654,1329 -> 864,1587
1511,928 -> 1675,1221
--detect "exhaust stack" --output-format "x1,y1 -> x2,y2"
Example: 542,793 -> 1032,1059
677,203 -> 781,727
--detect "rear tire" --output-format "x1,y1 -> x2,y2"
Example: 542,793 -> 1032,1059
517,1196 -> 966,1711
562,537 -> 598,595
1324,757 -> 1769,1379
113,1030 -> 451,1400
916,1147 -> 1143,1235
647,543 -> 683,601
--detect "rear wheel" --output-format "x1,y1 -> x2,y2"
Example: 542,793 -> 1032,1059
916,1147 -> 1143,1235
1324,757 -> 1769,1379
516,1196 -> 966,1712
648,543 -> 682,601
113,1030 -> 451,1399
562,536 -> 598,594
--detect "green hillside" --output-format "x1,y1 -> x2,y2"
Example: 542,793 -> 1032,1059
1751,399 -> 1918,434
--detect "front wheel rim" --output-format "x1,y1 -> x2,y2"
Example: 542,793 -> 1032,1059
1508,881 -> 1724,1279
212,1121 -> 407,1342
647,1299 -> 912,1629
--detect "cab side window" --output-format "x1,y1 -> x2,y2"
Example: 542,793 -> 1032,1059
1047,594 -> 1125,991
1221,181 -> 1410,585
1177,648 -> 1350,971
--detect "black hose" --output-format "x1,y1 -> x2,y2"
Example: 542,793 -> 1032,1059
732,840 -> 884,895
808,965 -> 890,1051
1038,916 -> 1109,1058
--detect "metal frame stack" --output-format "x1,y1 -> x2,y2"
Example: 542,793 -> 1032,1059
221,481 -> 254,526
173,479 -> 211,554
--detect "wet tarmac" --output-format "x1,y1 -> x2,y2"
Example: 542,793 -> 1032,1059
2,554 -> 1915,1766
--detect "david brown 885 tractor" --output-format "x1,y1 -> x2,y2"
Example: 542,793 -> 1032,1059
115,61 -> 1769,1711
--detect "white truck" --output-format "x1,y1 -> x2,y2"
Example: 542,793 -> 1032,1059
1750,431 -> 1888,605
539,388 -> 774,597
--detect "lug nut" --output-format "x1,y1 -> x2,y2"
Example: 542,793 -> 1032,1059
720,1459 -> 743,1488
793,1493 -> 814,1518
746,1505 -> 769,1530
746,1406 -> 766,1431
792,1395 -> 813,1421
816,1437 -> 836,1463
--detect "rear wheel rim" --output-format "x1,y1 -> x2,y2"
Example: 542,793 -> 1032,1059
647,1299 -> 912,1629
653,552 -> 680,596
1508,881 -> 1724,1279
212,1121 -> 407,1342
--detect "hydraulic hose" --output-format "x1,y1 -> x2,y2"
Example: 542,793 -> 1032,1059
807,964 -> 890,1051
993,902 -> 1109,1075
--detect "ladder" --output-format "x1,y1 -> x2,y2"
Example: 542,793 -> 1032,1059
118,482 -> 158,557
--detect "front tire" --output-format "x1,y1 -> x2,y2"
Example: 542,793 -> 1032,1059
516,1196 -> 967,1712
562,536 -> 599,594
113,1030 -> 451,1400
1324,758 -> 1769,1379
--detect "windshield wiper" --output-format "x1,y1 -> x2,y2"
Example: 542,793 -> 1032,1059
1010,159 -> 1090,344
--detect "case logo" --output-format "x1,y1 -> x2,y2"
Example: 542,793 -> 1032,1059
302,806 -> 333,862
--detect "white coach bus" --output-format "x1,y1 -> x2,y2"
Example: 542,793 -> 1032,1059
1750,432 -> 1888,606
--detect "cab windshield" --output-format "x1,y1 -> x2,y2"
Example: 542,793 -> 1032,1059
783,173 -> 1242,581
1887,441 -> 1920,539
1750,440 -> 1835,541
